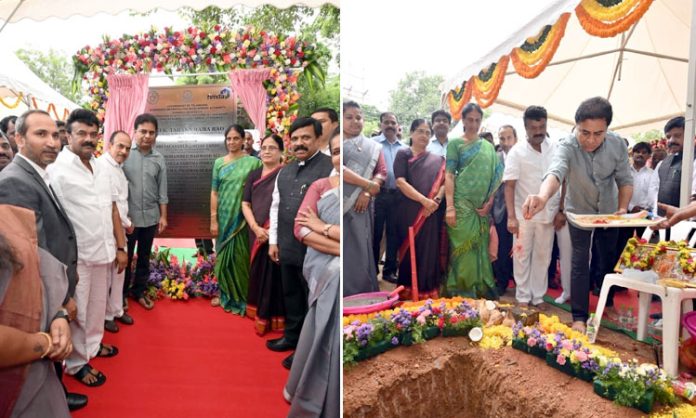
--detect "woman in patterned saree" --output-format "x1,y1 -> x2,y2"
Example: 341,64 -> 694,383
394,119 -> 446,300
241,134 -> 285,334
444,103 -> 503,299
210,124 -> 262,314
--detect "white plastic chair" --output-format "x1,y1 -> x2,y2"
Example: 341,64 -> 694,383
594,273 -> 696,376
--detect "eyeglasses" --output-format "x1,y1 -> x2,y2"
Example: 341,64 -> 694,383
260,145 -> 280,152
414,129 -> 432,136
72,130 -> 100,140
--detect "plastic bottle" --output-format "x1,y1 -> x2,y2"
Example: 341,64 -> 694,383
586,313 -> 598,344
672,381 -> 696,404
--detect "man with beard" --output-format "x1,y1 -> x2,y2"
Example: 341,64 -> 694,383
491,124 -> 517,294
0,115 -> 17,153
0,109 -> 87,411
122,113 -> 168,311
427,110 -> 451,157
371,112 -> 405,283
0,135 -> 13,171
504,106 -> 560,308
657,117 -> 687,224
48,109 -> 127,387
523,97 -> 632,332
267,117 -> 333,369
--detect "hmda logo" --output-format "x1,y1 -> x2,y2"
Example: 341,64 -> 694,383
207,87 -> 231,100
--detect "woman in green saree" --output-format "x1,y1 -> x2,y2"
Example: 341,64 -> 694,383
444,103 -> 503,299
210,124 -> 262,314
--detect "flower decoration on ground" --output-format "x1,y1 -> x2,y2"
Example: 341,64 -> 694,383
143,247 -> 218,301
73,25 -> 323,136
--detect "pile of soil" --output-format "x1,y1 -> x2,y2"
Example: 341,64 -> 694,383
344,302 -> 663,418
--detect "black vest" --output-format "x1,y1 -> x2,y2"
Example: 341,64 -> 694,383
277,152 -> 333,266
657,152 -> 682,214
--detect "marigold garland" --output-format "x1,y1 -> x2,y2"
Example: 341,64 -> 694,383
576,0 -> 654,38
0,94 -> 24,109
511,13 -> 571,79
446,81 -> 472,121
471,55 -> 509,108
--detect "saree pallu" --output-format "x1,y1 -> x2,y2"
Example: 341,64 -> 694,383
444,139 -> 503,299
343,136 -> 381,296
212,156 -> 262,315
285,188 -> 340,418
244,167 -> 285,335
394,149 -> 445,299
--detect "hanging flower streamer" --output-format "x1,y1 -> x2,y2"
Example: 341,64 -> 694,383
576,0 -> 654,38
0,94 -> 24,109
471,56 -> 509,108
511,13 -> 571,79
446,80 -> 472,121
73,25 -> 321,135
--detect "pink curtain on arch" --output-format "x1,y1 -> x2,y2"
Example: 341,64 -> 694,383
228,69 -> 271,134
103,73 -> 150,152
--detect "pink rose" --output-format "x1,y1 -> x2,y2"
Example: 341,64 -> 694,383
561,340 -> 573,350
575,350 -> 588,363
556,354 -> 566,365
527,337 -> 537,347
417,315 -> 426,326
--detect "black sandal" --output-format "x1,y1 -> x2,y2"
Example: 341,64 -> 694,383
74,364 -> 106,387
97,343 -> 119,358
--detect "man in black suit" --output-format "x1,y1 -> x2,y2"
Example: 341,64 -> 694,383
0,109 -> 87,411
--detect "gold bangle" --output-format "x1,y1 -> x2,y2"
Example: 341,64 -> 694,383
38,332 -> 52,358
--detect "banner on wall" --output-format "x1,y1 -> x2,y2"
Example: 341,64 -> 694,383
144,84 -> 238,239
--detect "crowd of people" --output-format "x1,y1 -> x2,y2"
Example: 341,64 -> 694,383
0,106 -> 340,417
342,97 -> 691,335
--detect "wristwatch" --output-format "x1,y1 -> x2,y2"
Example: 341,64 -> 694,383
53,308 -> 70,323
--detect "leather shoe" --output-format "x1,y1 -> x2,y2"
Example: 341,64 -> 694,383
104,320 -> 119,333
382,273 -> 398,284
116,312 -> 134,325
282,353 -> 294,370
266,337 -> 295,352
66,392 -> 88,411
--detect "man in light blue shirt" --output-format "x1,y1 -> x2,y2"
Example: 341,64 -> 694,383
372,112 -> 406,283
426,110 -> 451,157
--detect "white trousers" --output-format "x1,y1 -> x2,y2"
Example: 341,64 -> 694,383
513,220 -> 554,305
556,223 -> 572,299
66,261 -> 109,374
105,264 -> 125,321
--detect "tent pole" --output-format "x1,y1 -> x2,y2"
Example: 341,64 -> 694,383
0,0 -> 25,35
679,0 -> 696,208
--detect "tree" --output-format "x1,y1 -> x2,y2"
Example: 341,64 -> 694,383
297,74 -> 339,117
360,103 -> 381,137
632,129 -> 663,143
388,71 -> 444,127
16,48 -> 82,104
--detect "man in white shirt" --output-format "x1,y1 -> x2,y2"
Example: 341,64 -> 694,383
48,109 -> 127,386
503,106 -> 560,308
96,131 -> 135,333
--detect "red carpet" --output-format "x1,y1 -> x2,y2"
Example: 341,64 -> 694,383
65,298 -> 290,418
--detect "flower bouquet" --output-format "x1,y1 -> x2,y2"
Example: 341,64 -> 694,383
414,300 -> 441,340
343,316 -> 397,364
593,360 -> 675,413
441,300 -> 481,338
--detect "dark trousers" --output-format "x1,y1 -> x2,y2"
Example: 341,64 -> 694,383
373,190 -> 399,276
195,238 -> 215,255
492,211 -> 513,293
280,263 -> 309,345
568,224 -> 619,322
548,235 -> 559,285
124,225 -> 158,299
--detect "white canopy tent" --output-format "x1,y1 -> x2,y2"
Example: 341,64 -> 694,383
442,0 -> 696,207
0,48 -> 78,119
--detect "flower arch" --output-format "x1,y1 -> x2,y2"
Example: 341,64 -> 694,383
73,25 -> 324,134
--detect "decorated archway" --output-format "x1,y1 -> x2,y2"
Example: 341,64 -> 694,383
72,24 -> 324,134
